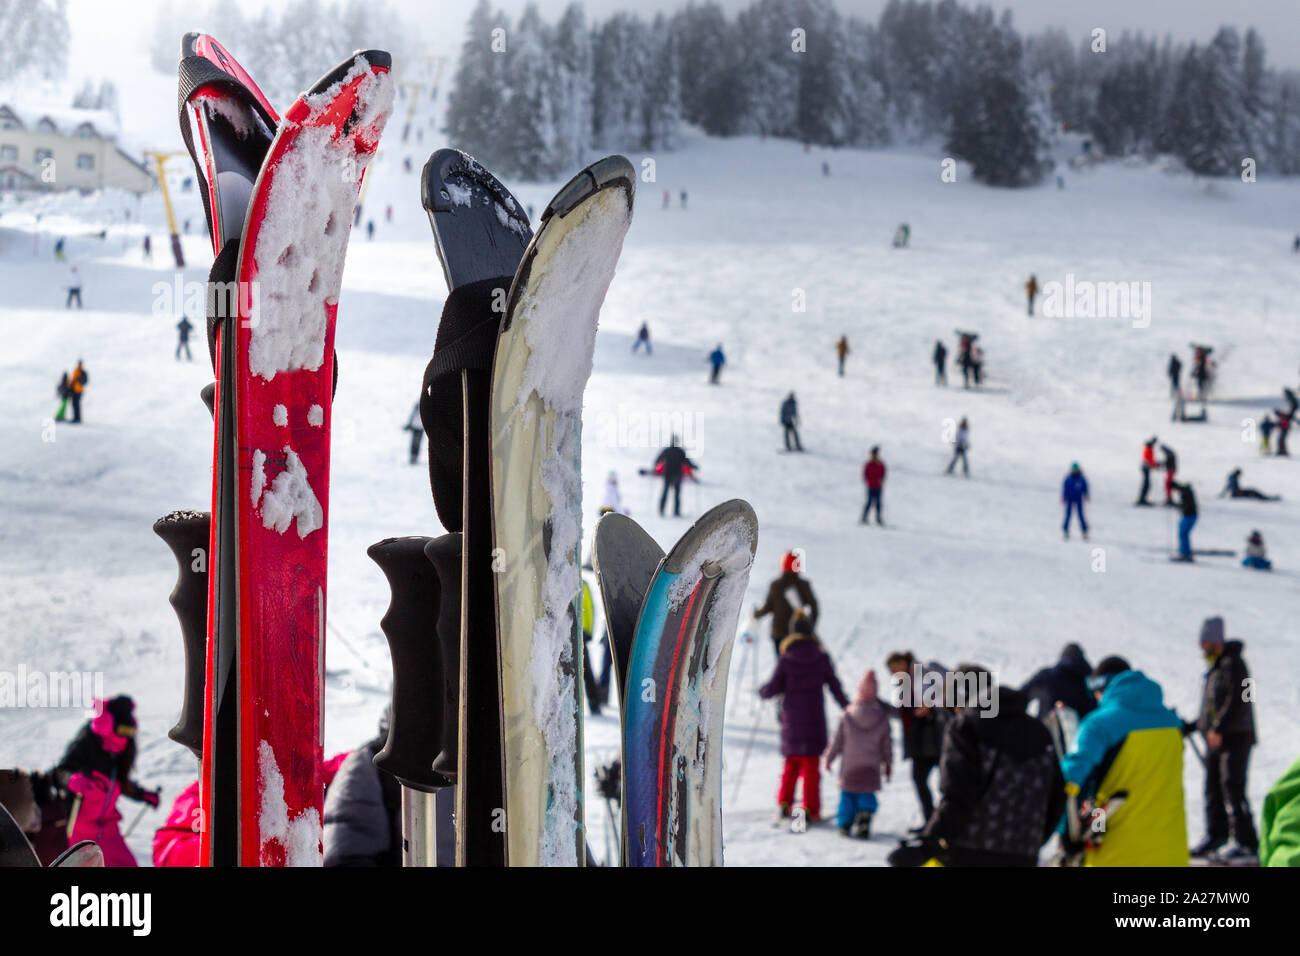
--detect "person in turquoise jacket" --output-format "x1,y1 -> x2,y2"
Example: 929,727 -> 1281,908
1060,657 -> 1189,866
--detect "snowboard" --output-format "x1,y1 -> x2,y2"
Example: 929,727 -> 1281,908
491,155 -> 635,867
620,499 -> 759,867
591,512 -> 664,710
181,39 -> 394,866
421,148 -> 532,866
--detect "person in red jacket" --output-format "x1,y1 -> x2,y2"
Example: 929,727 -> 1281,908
861,446 -> 886,525
1135,436 -> 1158,506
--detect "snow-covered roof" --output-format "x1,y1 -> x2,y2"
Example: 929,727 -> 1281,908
0,103 -> 120,139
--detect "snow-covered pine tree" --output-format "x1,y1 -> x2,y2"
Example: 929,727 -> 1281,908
672,2 -> 742,136
795,0 -> 854,146
642,14 -> 683,150
498,4 -> 563,179
592,14 -> 649,150
445,0 -> 510,164
552,3 -> 593,171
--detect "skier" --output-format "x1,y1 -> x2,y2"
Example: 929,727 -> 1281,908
1061,462 -> 1089,540
1219,468 -> 1279,501
366,219 -> 375,240
1171,479 -> 1198,561
1059,657 -> 1189,866
758,611 -> 850,825
1167,353 -> 1182,397
1026,274 -> 1038,316
945,417 -> 969,476
175,316 -> 194,361
322,710 -> 402,867
54,696 -> 160,867
885,651 -> 947,826
385,204 -> 393,223
632,321 -> 651,355
652,435 -> 697,518
66,360 -> 87,424
66,265 -> 82,308
54,371 -> 70,421
661,189 -> 669,209
753,549 -> 818,649
1135,436 -> 1158,506
142,234 -> 152,261
825,669 -> 892,838
1273,406 -> 1291,456
598,470 -> 625,516
835,335 -> 849,376
54,236 -> 65,260
821,160 -> 830,177
1159,443 -> 1177,506
707,343 -> 726,384
1191,345 -> 1213,400
153,780 -> 201,866
403,403 -> 422,465
969,342 -> 984,387
1259,414 -> 1274,454
955,331 -> 977,388
679,189 -> 687,210
861,445 -> 885,526
892,223 -> 910,248
932,339 -> 947,385
1191,618 -> 1259,863
1021,643 -> 1096,719
1241,530 -> 1272,571
779,392 -> 802,452
888,665 -> 1065,867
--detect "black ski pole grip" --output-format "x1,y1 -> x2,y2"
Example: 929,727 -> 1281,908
423,533 -> 463,781
368,536 -> 450,791
153,510 -> 211,759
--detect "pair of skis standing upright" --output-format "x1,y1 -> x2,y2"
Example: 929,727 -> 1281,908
156,33 -> 758,867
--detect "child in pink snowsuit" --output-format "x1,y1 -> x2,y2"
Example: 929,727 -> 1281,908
56,696 -> 159,867
825,671 -> 892,837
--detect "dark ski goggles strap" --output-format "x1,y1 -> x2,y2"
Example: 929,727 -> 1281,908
420,276 -> 511,531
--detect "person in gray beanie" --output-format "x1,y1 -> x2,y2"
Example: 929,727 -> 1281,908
1191,616 -> 1259,863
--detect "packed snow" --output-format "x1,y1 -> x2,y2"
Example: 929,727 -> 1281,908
2,82 -> 1298,867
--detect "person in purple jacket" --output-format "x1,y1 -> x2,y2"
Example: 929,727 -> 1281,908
825,670 -> 893,838
759,611 -> 850,823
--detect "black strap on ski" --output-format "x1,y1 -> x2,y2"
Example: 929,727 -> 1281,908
420,277 -> 509,532
177,56 -> 277,246
205,239 -> 240,374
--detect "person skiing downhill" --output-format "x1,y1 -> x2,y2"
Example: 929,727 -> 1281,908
708,343 -> 726,384
632,321 -> 651,355
66,265 -> 82,308
54,695 -> 160,867
1191,618 -> 1260,862
888,665 -> 1065,868
780,392 -> 802,451
754,550 -> 819,660
945,417 -> 969,476
1135,437 -> 1158,506
835,336 -> 850,376
1171,479 -> 1198,561
1061,462 -> 1089,539
933,339 -> 947,385
861,445 -> 886,525
825,669 -> 892,838
175,316 -> 194,361
1168,353 -> 1182,397
1021,643 -> 1096,720
1059,658 -> 1189,866
1159,443 -> 1178,506
651,435 -> 697,517
1026,274 -> 1038,316
759,612 -> 850,825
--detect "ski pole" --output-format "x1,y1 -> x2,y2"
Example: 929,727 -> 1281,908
729,700 -> 768,805
122,800 -> 153,838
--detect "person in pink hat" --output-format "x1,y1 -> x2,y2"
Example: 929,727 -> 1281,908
825,670 -> 893,837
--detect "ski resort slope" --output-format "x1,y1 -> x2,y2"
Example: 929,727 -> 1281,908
2,115 -> 1299,866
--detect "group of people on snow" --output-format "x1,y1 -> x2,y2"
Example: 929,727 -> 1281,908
742,556 -> 1281,866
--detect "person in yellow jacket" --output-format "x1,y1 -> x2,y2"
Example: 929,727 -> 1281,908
1060,657 -> 1189,866
580,579 -> 601,717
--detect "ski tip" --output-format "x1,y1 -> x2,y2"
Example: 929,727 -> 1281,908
662,499 -> 759,574
592,512 -> 661,571
543,154 -> 636,222
180,32 -> 201,59
306,48 -> 392,97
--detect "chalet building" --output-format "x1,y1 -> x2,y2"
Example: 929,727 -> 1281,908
0,103 -> 153,194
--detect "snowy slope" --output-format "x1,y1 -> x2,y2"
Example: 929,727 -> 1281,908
2,83 -> 1298,866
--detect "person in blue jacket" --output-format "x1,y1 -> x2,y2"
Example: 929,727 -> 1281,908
1059,657 -> 1189,866
708,344 -> 726,384
1061,462 -> 1089,540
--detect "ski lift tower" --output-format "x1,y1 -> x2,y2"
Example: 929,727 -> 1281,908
143,150 -> 187,269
